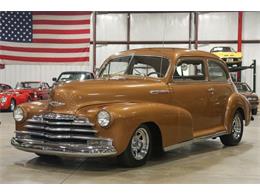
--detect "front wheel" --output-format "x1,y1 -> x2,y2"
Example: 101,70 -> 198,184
220,111 -> 243,146
118,124 -> 151,167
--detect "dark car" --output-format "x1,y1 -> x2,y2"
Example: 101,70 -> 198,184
234,82 -> 259,115
52,71 -> 95,86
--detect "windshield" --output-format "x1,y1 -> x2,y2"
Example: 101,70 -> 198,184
235,83 -> 252,92
99,55 -> 170,79
211,47 -> 235,52
15,82 -> 41,89
0,86 -> 4,92
58,72 -> 92,82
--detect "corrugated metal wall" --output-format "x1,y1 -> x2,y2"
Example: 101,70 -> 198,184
1,12 -> 259,92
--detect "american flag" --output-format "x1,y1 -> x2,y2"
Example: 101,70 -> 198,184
0,11 -> 91,65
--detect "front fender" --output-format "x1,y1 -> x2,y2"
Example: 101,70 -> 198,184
225,93 -> 251,133
77,102 -> 193,155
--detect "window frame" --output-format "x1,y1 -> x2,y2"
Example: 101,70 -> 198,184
207,58 -> 229,83
98,54 -> 171,80
172,57 -> 208,83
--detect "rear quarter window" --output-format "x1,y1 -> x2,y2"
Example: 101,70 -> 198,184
208,60 -> 228,82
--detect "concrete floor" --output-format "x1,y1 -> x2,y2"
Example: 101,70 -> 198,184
0,112 -> 260,184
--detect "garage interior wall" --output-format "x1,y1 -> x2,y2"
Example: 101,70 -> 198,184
0,12 -> 259,93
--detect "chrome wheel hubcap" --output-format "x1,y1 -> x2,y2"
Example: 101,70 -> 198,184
232,114 -> 242,139
131,128 -> 149,160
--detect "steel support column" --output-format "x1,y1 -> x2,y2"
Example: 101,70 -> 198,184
92,11 -> 97,74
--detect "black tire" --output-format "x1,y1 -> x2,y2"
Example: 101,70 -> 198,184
9,99 -> 16,112
118,124 -> 152,167
220,111 -> 243,146
252,108 -> 258,115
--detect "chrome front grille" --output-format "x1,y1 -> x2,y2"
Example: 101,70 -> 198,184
20,113 -> 99,143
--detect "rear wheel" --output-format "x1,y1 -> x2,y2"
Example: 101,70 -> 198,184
220,111 -> 243,146
9,99 -> 16,112
252,108 -> 258,115
118,124 -> 151,167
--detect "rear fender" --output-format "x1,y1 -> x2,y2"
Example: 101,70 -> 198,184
225,93 -> 251,133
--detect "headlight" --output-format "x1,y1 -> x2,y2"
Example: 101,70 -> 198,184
13,107 -> 24,122
0,97 -> 7,103
97,110 -> 111,127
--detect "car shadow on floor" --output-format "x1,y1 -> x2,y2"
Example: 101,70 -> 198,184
19,138 -> 253,175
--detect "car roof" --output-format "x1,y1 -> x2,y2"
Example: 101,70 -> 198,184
60,71 -> 93,74
112,48 -> 220,60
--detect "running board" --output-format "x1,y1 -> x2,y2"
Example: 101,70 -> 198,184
163,131 -> 228,152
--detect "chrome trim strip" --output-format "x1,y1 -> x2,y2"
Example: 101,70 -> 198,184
16,131 -> 110,141
25,124 -> 97,133
27,119 -> 94,127
11,137 -> 117,158
163,131 -> 228,152
150,89 -> 170,94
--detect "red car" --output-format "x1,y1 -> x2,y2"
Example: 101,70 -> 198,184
0,81 -> 50,111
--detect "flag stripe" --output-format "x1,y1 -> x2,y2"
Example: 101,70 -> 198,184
1,45 -> 89,53
2,50 -> 89,58
0,55 -> 89,62
0,41 -> 89,48
33,38 -> 90,44
33,11 -> 92,16
33,33 -> 90,39
2,60 -> 89,65
33,15 -> 91,21
33,19 -> 91,25
33,29 -> 91,34
33,24 -> 91,30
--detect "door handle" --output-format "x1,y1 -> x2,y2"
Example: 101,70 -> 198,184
208,88 -> 215,93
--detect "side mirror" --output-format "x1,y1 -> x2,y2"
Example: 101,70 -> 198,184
52,77 -> 57,82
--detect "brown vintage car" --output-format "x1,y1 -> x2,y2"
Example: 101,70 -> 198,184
11,48 -> 251,167
234,82 -> 259,115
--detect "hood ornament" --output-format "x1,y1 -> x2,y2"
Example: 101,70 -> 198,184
49,101 -> 65,107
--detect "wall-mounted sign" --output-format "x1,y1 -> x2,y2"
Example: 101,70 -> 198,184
0,64 -> 5,69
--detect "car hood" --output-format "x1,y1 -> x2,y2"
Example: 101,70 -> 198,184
48,76 -> 168,114
1,89 -> 33,94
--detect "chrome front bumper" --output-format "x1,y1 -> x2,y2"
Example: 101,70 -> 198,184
11,137 -> 117,158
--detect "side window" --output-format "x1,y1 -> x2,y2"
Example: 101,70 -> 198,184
132,64 -> 157,77
173,59 -> 205,81
208,60 -> 228,82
